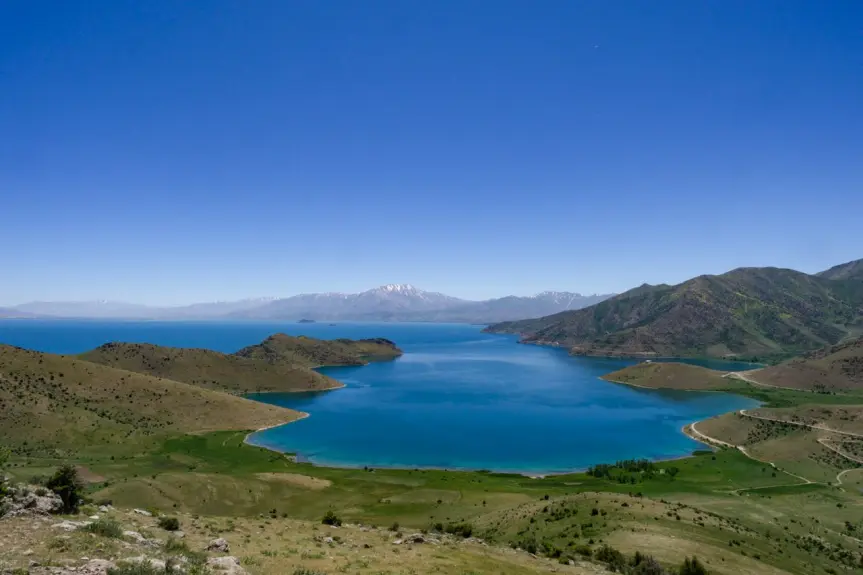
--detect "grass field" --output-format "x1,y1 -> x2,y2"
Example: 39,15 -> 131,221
8,429 -> 862,574
4,342 -> 863,574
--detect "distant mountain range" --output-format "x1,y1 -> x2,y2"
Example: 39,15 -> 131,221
4,285 -> 613,324
485,258 -> 863,362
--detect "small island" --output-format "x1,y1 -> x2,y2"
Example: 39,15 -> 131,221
298,318 -> 316,323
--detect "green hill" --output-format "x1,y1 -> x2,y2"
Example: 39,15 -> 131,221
817,257 -> 863,281
0,344 -> 300,457
235,333 -> 402,367
486,263 -> 863,361
750,335 -> 863,392
79,342 -> 342,394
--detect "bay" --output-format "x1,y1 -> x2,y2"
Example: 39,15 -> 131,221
0,319 -> 758,474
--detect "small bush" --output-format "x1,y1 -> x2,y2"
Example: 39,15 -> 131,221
158,516 -> 180,531
574,544 -> 592,557
321,510 -> 342,526
293,569 -> 327,575
680,556 -> 707,575
389,521 -> 400,532
46,464 -> 84,514
444,522 -> 473,538
81,519 -> 123,538
594,544 -> 626,571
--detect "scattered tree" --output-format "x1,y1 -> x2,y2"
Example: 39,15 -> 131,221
321,510 -> 342,526
46,464 -> 84,514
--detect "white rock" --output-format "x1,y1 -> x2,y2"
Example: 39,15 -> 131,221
206,556 -> 248,574
53,520 -> 91,531
89,515 -> 100,520
98,504 -> 113,513
132,508 -> 152,516
4,484 -> 63,516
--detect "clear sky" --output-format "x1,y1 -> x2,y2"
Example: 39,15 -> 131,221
1,1 -> 861,305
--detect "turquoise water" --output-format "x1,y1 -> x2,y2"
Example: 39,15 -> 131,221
0,320 -> 758,473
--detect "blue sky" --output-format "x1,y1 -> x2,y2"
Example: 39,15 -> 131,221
1,1 -> 861,305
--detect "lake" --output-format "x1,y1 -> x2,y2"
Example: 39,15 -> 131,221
0,320 -> 758,473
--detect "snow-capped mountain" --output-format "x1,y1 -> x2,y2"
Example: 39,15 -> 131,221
234,284 -> 468,320
231,286 -> 612,322
9,287 -> 614,323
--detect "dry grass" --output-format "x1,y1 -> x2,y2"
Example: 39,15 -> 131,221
601,361 -> 735,390
751,404 -> 863,435
0,507 -> 610,575
751,337 -> 863,392
0,344 -> 300,456
253,473 -> 332,490
236,334 -> 402,367
79,342 -> 342,394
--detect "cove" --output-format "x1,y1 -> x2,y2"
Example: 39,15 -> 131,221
246,324 -> 759,473
0,319 -> 758,473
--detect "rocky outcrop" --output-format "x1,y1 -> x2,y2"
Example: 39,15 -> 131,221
207,556 -> 248,574
1,484 -> 63,517
207,537 -> 230,552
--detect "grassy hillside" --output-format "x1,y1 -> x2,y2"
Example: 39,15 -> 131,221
0,344 -> 300,458
486,263 -> 863,361
236,333 -> 402,367
602,361 -> 741,391
79,342 -> 342,394
750,336 -> 863,392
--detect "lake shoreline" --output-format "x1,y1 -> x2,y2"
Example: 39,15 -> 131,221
242,380 -> 734,478
243,417 -> 718,478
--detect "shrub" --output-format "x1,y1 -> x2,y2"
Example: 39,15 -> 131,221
574,544 -> 593,558
632,554 -> 667,574
389,521 -> 400,532
444,522 -> 473,538
321,510 -> 342,526
158,516 -> 180,531
46,464 -> 84,514
0,447 -> 11,501
594,544 -> 626,571
81,519 -> 123,538
293,569 -> 327,575
680,556 -> 707,575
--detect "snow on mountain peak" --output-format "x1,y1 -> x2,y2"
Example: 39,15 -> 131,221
376,284 -> 420,294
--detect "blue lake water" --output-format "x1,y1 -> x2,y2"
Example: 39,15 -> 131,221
0,320 -> 759,473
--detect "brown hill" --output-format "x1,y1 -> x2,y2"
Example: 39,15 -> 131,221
601,361 -> 736,391
486,263 -> 863,361
749,336 -> 863,392
0,344 -> 300,457
235,333 -> 402,367
79,342 -> 341,394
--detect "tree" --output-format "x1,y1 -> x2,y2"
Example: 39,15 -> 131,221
46,464 -> 84,514
0,446 -> 10,501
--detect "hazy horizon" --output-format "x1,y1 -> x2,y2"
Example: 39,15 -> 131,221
2,1 -> 861,306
